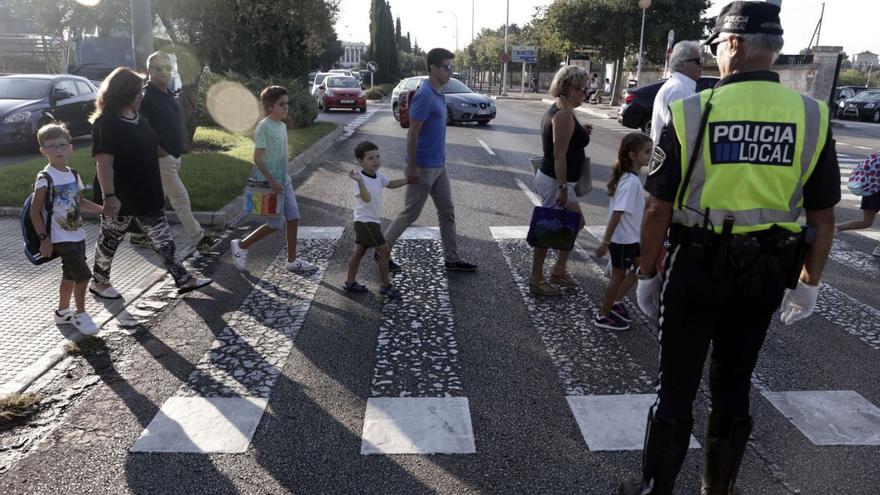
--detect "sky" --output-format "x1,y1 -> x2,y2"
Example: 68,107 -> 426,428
335,0 -> 879,58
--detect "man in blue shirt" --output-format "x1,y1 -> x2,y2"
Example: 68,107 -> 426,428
381,48 -> 476,272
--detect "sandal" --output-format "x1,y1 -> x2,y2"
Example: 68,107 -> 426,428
89,284 -> 122,300
529,278 -> 561,296
343,281 -> 369,293
177,277 -> 213,295
550,272 -> 578,289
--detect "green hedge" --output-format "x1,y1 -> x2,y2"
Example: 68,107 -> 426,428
365,88 -> 384,99
198,71 -> 317,130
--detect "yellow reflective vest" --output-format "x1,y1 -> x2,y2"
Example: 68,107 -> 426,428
669,80 -> 828,234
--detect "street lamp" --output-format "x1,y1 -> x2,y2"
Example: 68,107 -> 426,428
502,0 -> 509,96
436,10 -> 459,52
636,0 -> 651,85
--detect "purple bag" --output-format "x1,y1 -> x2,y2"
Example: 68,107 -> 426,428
526,206 -> 582,251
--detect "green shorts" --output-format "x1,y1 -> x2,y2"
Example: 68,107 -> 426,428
354,221 -> 386,248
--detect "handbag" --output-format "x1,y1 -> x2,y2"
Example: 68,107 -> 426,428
526,206 -> 582,251
847,153 -> 880,197
529,156 -> 592,196
243,178 -> 283,218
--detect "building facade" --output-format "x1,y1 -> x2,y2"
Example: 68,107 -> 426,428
852,51 -> 878,71
338,41 -> 368,69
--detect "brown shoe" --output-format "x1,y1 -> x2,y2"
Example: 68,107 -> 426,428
550,272 -> 578,289
529,278 -> 561,296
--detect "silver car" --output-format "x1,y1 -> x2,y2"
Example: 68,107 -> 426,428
310,72 -> 331,98
391,76 -> 495,125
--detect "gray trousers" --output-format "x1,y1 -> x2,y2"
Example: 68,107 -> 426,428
384,166 -> 460,263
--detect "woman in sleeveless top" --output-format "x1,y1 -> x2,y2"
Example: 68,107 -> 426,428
530,66 -> 592,296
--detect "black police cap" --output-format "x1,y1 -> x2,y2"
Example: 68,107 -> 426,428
704,1 -> 784,47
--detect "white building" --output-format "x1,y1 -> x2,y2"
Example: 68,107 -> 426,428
852,51 -> 878,70
339,41 -> 368,69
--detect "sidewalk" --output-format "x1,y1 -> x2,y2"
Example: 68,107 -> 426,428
0,217 -> 200,396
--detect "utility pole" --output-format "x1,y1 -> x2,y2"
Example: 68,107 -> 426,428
501,0 -> 509,96
130,0 -> 154,70
636,0 -> 651,86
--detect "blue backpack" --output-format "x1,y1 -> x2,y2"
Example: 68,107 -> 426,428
21,169 -> 79,265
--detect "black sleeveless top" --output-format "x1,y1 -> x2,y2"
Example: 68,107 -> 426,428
540,104 -> 589,182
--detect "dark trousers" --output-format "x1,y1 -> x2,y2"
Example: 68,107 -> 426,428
653,242 -> 788,423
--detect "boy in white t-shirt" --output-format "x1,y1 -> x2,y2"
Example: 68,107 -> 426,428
30,123 -> 104,335
345,141 -> 407,299
594,133 -> 653,330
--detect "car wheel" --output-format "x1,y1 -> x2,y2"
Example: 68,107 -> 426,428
322,100 -> 331,113
447,107 -> 454,126
359,107 -> 366,113
874,110 -> 880,124
641,118 -> 652,136
477,120 -> 490,126
392,103 -> 400,121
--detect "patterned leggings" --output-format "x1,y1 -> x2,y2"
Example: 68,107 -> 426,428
92,215 -> 192,287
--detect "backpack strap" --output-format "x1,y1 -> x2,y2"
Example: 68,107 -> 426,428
37,171 -> 55,229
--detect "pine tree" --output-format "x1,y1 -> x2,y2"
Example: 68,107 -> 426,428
395,16 -> 402,46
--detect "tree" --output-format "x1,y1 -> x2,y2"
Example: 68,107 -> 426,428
367,0 -> 399,82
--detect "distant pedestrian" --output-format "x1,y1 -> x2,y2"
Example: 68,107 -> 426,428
381,47 -> 477,273
130,51 -> 219,253
650,40 -> 703,144
230,86 -> 317,275
594,132 -> 653,330
30,123 -> 104,335
836,186 -> 880,256
531,71 -> 540,93
344,141 -> 408,299
529,65 -> 592,296
89,67 -> 212,299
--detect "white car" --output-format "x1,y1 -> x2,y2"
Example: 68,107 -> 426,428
310,72 -> 331,98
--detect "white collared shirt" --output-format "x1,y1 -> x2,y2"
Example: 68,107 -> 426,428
650,72 -> 697,144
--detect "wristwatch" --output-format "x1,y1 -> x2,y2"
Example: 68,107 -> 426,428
103,192 -> 116,199
557,184 -> 566,190
38,232 -> 49,241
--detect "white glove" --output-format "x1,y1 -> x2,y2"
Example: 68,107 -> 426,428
636,272 -> 662,321
779,280 -> 820,325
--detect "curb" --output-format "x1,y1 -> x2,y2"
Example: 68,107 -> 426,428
539,98 -> 619,120
0,123 -> 344,228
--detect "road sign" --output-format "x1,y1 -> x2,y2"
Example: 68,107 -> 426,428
366,61 -> 378,72
499,52 -> 510,64
511,46 -> 538,64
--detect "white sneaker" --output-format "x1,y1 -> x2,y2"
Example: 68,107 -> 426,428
286,259 -> 317,274
872,244 -> 880,257
73,312 -> 100,335
54,308 -> 74,325
230,239 -> 247,271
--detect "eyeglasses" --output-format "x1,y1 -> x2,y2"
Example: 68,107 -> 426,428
684,58 -> 703,66
42,143 -> 70,151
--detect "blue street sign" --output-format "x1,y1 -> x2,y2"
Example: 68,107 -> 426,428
511,46 -> 538,64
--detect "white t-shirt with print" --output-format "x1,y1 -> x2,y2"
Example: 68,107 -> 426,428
352,171 -> 390,224
34,165 -> 85,243
607,172 -> 645,245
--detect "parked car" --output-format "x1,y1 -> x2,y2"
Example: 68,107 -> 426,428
839,89 -> 880,123
0,74 -> 98,149
390,76 -> 496,125
310,72 -> 331,98
318,76 -> 366,112
618,76 -> 720,135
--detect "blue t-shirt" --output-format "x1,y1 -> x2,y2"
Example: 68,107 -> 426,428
251,117 -> 290,185
408,82 -> 446,167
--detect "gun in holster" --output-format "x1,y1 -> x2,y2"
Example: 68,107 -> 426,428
783,225 -> 817,289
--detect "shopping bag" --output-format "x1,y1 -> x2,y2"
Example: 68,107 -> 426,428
529,156 -> 592,196
526,206 -> 582,251
847,152 -> 880,197
244,178 -> 283,218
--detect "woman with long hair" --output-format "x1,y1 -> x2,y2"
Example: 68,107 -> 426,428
88,67 -> 211,299
530,65 -> 592,296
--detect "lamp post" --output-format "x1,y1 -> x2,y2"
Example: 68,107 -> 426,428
436,10 -> 459,52
501,0 -> 509,96
636,0 -> 651,85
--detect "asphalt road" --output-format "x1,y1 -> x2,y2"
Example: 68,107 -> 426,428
1,98 -> 879,494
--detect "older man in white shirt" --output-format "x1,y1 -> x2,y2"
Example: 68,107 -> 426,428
650,40 -> 703,143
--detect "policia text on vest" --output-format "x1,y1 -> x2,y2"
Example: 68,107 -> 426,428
710,122 -> 795,166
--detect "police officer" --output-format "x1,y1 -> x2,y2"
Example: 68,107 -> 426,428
620,2 -> 839,494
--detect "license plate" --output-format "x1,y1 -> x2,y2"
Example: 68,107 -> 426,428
341,99 -> 354,104
478,109 -> 490,115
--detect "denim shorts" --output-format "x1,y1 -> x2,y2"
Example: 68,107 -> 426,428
266,180 -> 301,230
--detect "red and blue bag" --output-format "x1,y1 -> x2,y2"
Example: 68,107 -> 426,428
847,152 -> 880,197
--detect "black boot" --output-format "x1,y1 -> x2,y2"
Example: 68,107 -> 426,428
700,413 -> 753,495
619,408 -> 694,495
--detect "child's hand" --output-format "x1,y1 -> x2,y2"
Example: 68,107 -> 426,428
349,169 -> 363,182
269,179 -> 283,194
39,239 -> 53,258
595,242 -> 608,258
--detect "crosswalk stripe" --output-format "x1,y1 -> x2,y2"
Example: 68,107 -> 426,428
131,227 -> 344,454
361,227 -> 475,455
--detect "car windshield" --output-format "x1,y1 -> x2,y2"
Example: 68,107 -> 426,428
0,78 -> 52,99
442,79 -> 471,94
852,90 -> 880,102
328,77 -> 359,88
314,74 -> 328,85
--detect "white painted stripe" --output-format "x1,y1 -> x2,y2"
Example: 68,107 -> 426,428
567,395 -> 700,451
477,138 -> 496,155
489,226 -> 530,239
761,391 -> 880,446
831,237 -> 880,279
854,145 -> 873,150
853,230 -> 880,242
132,397 -> 268,453
398,226 -> 441,239
514,177 -> 541,206
838,142 -> 851,146
361,397 -> 476,454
